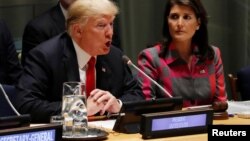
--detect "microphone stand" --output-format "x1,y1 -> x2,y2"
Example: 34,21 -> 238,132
123,56 -> 172,98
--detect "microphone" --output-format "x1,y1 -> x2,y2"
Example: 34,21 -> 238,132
122,55 -> 172,98
0,84 -> 21,116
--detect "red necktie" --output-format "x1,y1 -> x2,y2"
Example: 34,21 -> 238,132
86,57 -> 96,97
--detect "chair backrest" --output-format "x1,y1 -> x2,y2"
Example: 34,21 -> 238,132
228,74 -> 239,101
0,84 -> 18,117
228,66 -> 250,101
237,66 -> 250,100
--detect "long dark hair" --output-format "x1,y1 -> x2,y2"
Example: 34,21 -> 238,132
160,0 -> 214,61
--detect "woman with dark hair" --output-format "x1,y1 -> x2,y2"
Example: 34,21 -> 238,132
137,0 -> 227,107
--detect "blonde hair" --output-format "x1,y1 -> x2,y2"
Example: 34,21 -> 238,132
66,0 -> 118,34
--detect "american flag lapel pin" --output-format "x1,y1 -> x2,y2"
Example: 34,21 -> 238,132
200,69 -> 205,74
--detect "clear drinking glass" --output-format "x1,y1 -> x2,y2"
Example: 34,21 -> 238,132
62,82 -> 88,137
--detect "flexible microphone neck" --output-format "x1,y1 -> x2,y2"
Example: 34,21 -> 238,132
122,55 -> 172,98
0,84 -> 21,116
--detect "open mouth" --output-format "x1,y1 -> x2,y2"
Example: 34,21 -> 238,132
105,41 -> 111,47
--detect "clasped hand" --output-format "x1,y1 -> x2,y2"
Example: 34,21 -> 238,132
87,89 -> 121,116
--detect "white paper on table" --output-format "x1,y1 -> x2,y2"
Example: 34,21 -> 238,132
88,119 -> 116,130
227,100 -> 250,114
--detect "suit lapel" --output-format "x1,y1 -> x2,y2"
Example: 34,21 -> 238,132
96,56 -> 112,90
61,35 -> 112,88
62,33 -> 80,82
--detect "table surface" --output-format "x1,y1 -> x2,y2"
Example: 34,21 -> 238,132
105,116 -> 250,141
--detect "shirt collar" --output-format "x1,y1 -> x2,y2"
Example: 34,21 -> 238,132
165,42 -> 199,65
72,39 -> 95,69
59,2 -> 68,20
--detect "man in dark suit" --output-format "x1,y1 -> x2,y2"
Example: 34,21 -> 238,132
21,0 -> 71,65
0,19 -> 22,86
21,0 -> 121,65
15,0 -> 142,123
0,20 -> 22,116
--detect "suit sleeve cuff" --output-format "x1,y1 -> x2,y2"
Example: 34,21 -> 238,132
117,99 -> 123,109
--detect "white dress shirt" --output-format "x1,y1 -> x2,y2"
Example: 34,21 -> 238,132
72,39 -> 96,84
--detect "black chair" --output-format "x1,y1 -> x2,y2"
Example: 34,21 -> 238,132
237,66 -> 250,100
228,66 -> 250,101
0,84 -> 18,117
228,74 -> 239,101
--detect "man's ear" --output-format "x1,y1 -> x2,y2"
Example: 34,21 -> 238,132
72,24 -> 82,38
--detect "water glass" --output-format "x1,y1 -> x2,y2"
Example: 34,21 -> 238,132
62,82 -> 88,137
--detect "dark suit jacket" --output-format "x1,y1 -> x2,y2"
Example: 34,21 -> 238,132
21,3 -> 121,65
21,3 -> 65,65
0,20 -> 22,85
15,32 -> 142,123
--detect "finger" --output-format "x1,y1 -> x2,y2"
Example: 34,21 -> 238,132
96,92 -> 111,103
100,97 -> 117,114
89,88 -> 102,96
90,90 -> 106,102
87,98 -> 105,116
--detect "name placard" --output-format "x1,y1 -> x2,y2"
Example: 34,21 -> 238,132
0,129 -> 55,141
140,108 -> 213,139
0,124 -> 62,141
